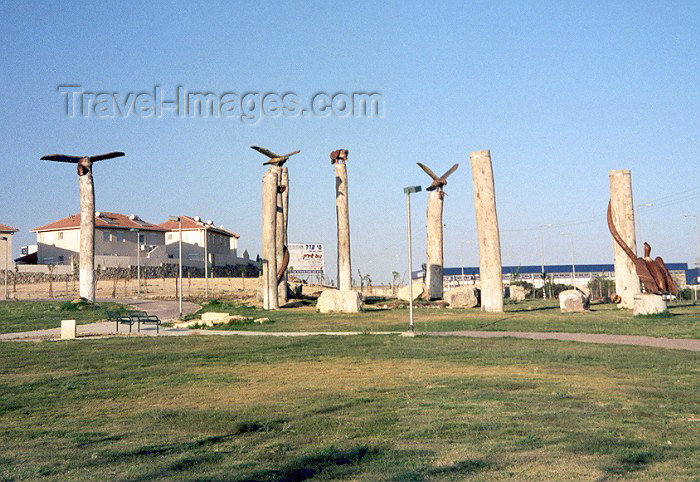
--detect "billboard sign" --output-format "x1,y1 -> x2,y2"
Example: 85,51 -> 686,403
288,243 -> 325,276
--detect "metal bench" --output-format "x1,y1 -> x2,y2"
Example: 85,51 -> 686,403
133,313 -> 162,333
116,315 -> 136,333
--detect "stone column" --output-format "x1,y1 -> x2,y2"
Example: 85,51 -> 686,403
469,150 -> 504,312
262,170 -> 278,310
272,167 -> 288,304
79,167 -> 96,303
425,191 -> 444,299
280,167 -> 290,301
609,170 -> 641,309
335,162 -> 352,291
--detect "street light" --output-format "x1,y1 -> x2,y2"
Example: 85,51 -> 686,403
635,202 -> 653,256
561,232 -> 576,288
203,224 -> 209,299
404,185 -> 422,334
683,214 -> 700,289
539,224 -> 553,298
129,228 -> 141,296
169,216 -> 183,318
1,236 -> 7,300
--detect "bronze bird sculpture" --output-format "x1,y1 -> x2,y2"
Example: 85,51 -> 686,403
251,146 -> 300,167
607,201 -> 678,295
330,149 -> 349,164
417,162 -> 459,195
41,152 -> 125,176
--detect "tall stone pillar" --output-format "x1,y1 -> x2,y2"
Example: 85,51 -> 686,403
469,150 -> 504,312
280,167 -> 289,301
335,162 -> 352,291
425,191 -> 444,300
262,170 -> 278,310
79,166 -> 96,303
609,170 -> 641,309
272,166 -> 288,304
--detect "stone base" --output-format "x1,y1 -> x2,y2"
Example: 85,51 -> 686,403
559,290 -> 590,312
633,294 -> 667,316
317,289 -> 362,313
61,320 -> 77,339
397,281 -> 425,302
445,285 -> 480,308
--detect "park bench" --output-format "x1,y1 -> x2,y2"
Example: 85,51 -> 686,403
132,313 -> 162,333
115,314 -> 136,333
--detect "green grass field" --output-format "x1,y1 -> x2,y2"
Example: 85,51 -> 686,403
190,299 -> 700,339
1,335 -> 698,480
0,301 -> 124,334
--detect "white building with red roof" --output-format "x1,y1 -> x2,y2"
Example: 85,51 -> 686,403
32,212 -> 167,268
158,215 -> 250,268
0,224 -> 19,269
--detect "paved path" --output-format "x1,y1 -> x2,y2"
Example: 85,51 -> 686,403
424,330 -> 700,352
1,300 -> 698,352
0,298 -> 200,341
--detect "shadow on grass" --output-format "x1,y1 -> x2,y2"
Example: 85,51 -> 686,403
390,458 -> 492,481
236,445 -> 376,481
565,432 -> 669,477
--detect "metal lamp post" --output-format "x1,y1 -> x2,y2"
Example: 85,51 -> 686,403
203,225 -> 209,299
1,236 -> 7,300
539,224 -> 553,298
683,214 -> 700,302
129,228 -> 141,296
635,202 -> 653,255
682,214 -> 699,266
169,216 -> 183,318
561,232 -> 576,287
404,185 -> 422,334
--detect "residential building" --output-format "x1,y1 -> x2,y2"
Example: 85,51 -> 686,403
32,212 -> 167,268
158,216 -> 248,268
414,263 -> 693,291
0,224 -> 18,269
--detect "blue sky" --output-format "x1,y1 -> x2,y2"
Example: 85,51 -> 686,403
1,1 -> 698,283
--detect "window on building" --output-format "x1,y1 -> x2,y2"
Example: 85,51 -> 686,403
58,256 -> 64,262
104,231 -> 111,242
139,234 -> 145,243
57,232 -> 64,240
117,232 -> 125,242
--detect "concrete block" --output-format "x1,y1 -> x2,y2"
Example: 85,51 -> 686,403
397,281 -> 426,302
445,285 -> 480,308
633,294 -> 667,316
559,290 -> 590,312
317,289 -> 362,313
61,320 -> 77,339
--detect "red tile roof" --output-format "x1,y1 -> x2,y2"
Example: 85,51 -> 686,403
158,215 -> 239,238
33,212 -> 166,232
0,224 -> 18,233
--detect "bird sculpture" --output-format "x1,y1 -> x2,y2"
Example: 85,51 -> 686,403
330,149 -> 349,164
607,201 -> 677,295
417,162 -> 459,197
41,152 -> 125,176
251,146 -> 300,167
